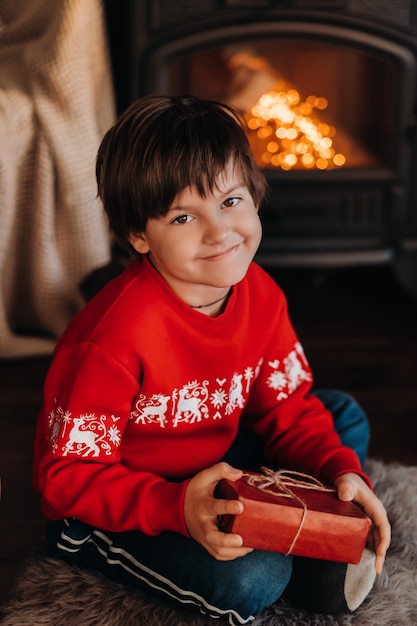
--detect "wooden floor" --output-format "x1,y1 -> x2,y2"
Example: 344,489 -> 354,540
1,264 -> 417,607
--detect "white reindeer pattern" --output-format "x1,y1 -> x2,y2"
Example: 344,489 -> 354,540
131,394 -> 170,427
173,381 -> 209,426
63,416 -> 101,457
284,344 -> 312,392
226,373 -> 245,414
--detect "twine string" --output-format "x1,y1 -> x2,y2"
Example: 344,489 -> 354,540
243,467 -> 335,556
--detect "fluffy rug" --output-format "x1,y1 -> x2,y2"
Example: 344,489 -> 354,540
1,459 -> 417,626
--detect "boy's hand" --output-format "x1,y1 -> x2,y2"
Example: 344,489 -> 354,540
334,472 -> 391,574
184,462 -> 253,561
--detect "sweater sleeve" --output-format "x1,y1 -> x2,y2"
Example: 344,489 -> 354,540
241,288 -> 371,488
33,341 -> 190,536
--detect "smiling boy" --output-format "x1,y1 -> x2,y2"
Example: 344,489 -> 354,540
129,162 -> 261,315
33,95 -> 390,624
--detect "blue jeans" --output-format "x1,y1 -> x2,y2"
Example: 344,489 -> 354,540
47,391 -> 369,625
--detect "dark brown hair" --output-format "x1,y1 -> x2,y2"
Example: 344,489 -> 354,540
96,95 -> 267,249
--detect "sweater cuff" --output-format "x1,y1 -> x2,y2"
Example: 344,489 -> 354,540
145,478 -> 190,536
319,449 -> 373,490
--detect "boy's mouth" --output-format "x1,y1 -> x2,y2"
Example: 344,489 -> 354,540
203,243 -> 242,261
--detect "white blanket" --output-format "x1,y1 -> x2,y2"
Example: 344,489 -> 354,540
0,0 -> 115,357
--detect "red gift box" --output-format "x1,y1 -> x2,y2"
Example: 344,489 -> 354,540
215,470 -> 371,564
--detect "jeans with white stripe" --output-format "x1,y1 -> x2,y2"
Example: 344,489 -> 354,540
46,390 -> 369,625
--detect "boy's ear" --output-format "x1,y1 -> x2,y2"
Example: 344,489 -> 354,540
129,231 -> 150,254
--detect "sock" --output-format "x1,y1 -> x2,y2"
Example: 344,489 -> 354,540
284,548 -> 377,614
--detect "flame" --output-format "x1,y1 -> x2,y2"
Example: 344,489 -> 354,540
244,87 -> 346,171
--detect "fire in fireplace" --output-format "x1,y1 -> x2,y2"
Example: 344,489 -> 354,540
105,0 -> 417,269
166,40 -> 388,173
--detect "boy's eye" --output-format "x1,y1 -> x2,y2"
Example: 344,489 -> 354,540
172,214 -> 191,225
223,197 -> 240,208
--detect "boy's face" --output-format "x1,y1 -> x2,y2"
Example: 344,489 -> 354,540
129,163 -> 262,305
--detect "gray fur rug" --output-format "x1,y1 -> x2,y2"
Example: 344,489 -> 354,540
1,459 -> 417,626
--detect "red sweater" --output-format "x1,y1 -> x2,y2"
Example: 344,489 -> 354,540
33,256 -> 365,537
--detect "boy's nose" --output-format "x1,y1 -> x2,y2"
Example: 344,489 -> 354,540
203,215 -> 230,243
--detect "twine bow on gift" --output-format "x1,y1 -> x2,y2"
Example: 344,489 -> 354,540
243,467 -> 336,556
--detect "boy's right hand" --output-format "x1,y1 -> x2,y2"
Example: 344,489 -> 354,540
184,462 -> 253,561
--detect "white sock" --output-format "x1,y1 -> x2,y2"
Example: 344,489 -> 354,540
344,548 -> 377,611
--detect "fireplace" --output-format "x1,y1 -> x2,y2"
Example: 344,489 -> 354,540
105,0 -> 417,268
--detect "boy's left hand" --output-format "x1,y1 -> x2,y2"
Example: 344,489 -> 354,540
334,472 -> 391,574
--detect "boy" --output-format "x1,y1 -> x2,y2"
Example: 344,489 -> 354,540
33,95 -> 390,624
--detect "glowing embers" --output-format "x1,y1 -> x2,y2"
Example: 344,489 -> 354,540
246,89 -> 346,171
